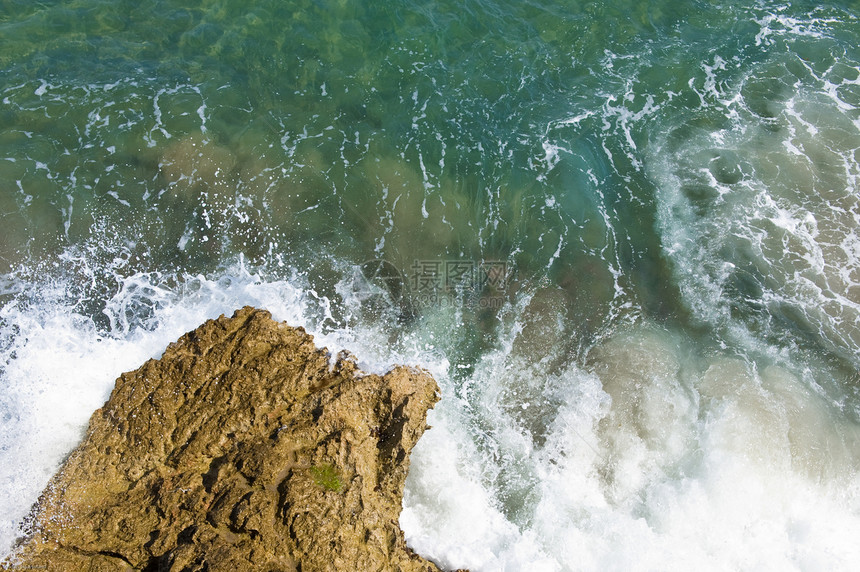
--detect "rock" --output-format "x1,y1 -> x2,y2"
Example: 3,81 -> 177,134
4,307 -> 459,572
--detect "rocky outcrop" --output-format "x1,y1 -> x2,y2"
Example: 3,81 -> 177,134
4,307 -> 454,571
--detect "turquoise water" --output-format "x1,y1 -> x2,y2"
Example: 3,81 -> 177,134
2,1 -> 860,569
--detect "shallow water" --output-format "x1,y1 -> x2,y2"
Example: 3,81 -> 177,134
2,1 -> 860,569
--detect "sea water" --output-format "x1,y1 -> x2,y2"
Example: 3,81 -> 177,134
1,1 -> 860,569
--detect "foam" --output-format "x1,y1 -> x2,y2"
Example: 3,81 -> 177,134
398,321 -> 860,571
651,46 -> 860,366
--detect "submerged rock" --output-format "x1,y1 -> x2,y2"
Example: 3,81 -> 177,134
5,307 -> 457,571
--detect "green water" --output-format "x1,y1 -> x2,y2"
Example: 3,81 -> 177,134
0,0 -> 749,359
0,0 -> 699,306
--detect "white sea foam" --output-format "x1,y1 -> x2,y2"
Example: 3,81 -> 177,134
652,48 -> 860,366
5,257 -> 857,570
400,321 -> 860,571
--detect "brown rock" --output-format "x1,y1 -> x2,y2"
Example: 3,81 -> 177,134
4,307 -> 459,571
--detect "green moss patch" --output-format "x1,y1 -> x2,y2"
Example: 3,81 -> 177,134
309,464 -> 343,492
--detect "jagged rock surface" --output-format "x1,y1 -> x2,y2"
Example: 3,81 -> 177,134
5,307 -> 451,571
